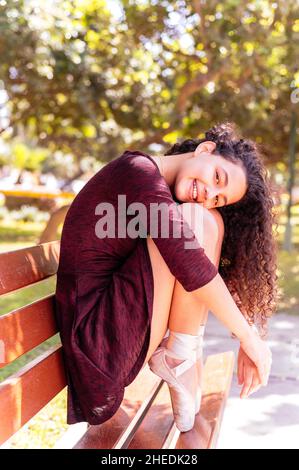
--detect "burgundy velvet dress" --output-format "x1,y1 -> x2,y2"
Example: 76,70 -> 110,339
54,150 -> 218,425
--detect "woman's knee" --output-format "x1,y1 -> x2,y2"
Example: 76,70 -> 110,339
203,207 -> 225,246
178,203 -> 224,255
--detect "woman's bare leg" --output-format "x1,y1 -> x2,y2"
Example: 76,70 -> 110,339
141,203 -> 224,369
141,235 -> 176,368
168,204 -> 224,335
166,204 -> 225,400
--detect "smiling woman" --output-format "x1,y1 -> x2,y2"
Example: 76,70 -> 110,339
157,140 -> 247,209
55,121 -> 277,432
162,122 -> 278,336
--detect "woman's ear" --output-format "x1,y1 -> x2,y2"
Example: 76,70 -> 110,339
194,140 -> 216,157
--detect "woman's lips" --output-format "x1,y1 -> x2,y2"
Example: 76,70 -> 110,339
189,179 -> 204,203
190,179 -> 197,202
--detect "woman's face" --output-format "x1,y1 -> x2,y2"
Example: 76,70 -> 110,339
174,141 -> 248,209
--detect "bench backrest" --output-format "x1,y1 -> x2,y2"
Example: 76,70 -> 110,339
0,241 -> 63,445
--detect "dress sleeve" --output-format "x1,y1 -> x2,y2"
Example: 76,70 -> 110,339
110,152 -> 218,292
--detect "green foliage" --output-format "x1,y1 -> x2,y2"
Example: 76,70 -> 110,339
0,0 -> 297,166
11,142 -> 49,171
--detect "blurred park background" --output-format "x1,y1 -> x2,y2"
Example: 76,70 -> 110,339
0,0 -> 298,448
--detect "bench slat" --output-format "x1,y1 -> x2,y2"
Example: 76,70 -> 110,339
0,345 -> 66,446
113,379 -> 164,449
0,242 -> 60,295
200,350 -> 235,449
0,296 -> 58,368
176,351 -> 235,449
128,380 -> 176,449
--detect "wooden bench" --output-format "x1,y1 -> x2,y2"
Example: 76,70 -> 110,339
0,241 -> 235,449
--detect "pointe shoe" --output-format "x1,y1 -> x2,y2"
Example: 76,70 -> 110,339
148,346 -> 198,432
159,327 -> 205,416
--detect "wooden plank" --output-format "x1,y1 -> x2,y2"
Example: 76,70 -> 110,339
0,296 -> 58,368
161,423 -> 181,449
0,345 -> 66,446
128,381 -> 175,449
73,364 -> 161,449
201,350 -> 235,448
176,351 -> 235,449
53,423 -> 90,449
113,379 -> 164,449
0,242 -> 60,295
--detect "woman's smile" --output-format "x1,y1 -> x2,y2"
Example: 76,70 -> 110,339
189,179 -> 205,203
190,179 -> 198,202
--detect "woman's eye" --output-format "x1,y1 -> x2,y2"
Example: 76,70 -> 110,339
215,170 -> 220,184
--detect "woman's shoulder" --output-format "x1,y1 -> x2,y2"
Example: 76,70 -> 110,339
118,150 -> 160,172
109,149 -> 162,183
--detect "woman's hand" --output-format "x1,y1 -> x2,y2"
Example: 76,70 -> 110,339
239,329 -> 272,386
237,346 -> 262,398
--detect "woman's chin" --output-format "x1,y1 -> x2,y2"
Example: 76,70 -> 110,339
172,191 -> 183,204
172,184 -> 187,203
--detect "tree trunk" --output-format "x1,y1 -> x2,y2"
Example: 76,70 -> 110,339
283,111 -> 297,252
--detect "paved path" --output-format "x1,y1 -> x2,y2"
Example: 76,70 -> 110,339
204,312 -> 299,449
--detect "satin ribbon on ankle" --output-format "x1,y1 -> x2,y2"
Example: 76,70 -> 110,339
163,348 -> 197,377
160,325 -> 205,359
162,324 -> 205,341
167,331 -> 198,361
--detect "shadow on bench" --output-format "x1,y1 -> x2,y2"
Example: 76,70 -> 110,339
0,241 -> 234,449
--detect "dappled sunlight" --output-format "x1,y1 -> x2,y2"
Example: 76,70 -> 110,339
271,319 -> 295,330
217,377 -> 299,449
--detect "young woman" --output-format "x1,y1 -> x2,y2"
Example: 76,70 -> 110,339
55,122 -> 278,432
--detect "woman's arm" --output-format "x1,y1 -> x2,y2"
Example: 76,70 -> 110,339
192,272 -> 272,386
193,272 -> 252,340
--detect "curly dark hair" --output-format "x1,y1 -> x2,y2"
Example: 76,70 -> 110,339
164,122 -> 279,338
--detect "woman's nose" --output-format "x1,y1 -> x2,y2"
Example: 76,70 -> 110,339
206,187 -> 218,201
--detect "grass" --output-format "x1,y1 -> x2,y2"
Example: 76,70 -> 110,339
0,220 -> 43,243
0,213 -> 298,448
1,389 -> 68,449
0,277 -> 56,315
277,249 -> 299,315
